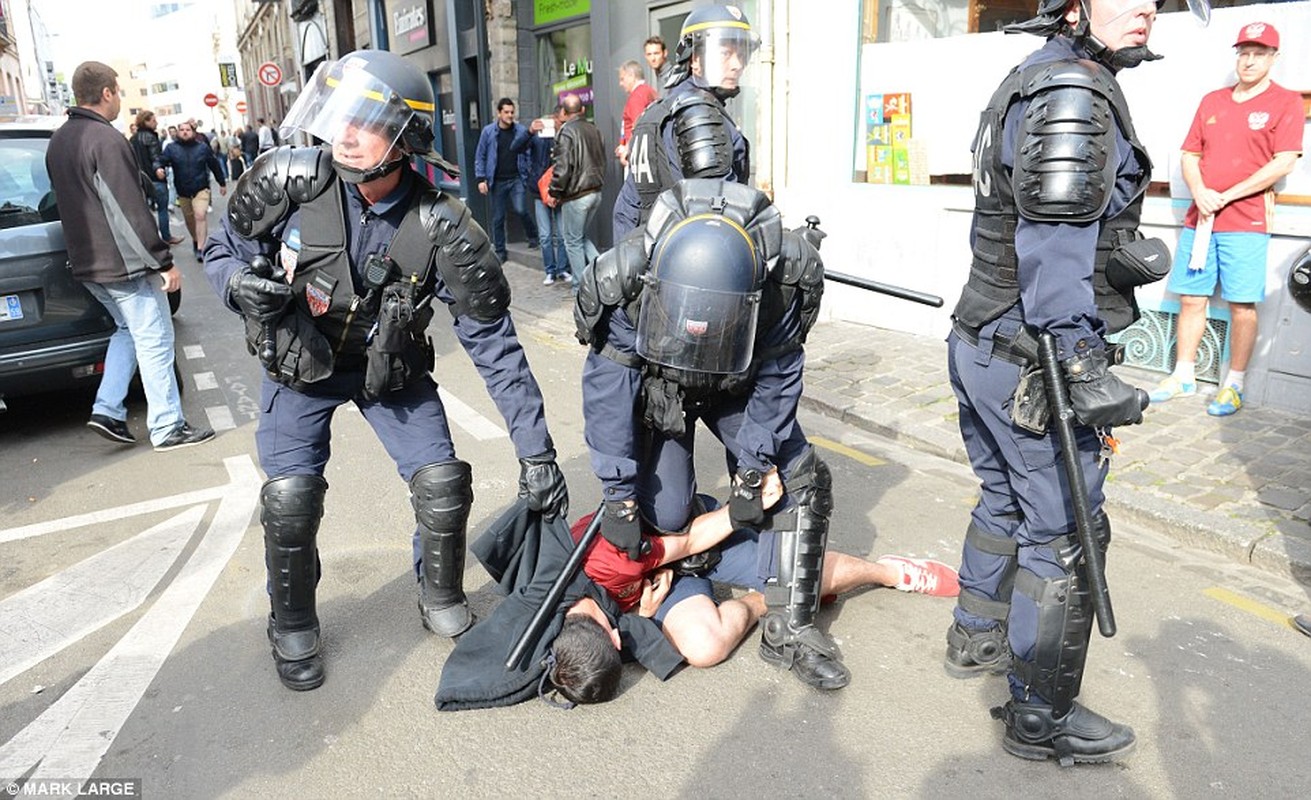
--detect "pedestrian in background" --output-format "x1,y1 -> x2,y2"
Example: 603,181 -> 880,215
129,109 -> 183,245
210,128 -> 229,183
257,117 -> 276,154
227,129 -> 246,181
549,93 -> 605,281
240,124 -> 259,166
45,61 -> 213,452
645,35 -> 669,92
1148,21 -> 1303,417
157,120 -> 227,260
521,104 -> 570,284
475,97 -> 541,263
614,60 -> 657,168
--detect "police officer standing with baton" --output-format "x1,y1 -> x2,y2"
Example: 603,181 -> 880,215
941,0 -> 1210,767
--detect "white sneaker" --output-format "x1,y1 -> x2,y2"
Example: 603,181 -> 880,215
558,271 -> 573,282
542,275 -> 555,285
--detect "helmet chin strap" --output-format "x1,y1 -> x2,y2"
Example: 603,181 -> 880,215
333,154 -> 406,185
1078,25 -> 1162,71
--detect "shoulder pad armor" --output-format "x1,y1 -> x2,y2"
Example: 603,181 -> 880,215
1013,60 -> 1117,223
227,146 -> 335,239
416,190 -> 511,322
574,231 -> 648,345
670,92 -> 734,179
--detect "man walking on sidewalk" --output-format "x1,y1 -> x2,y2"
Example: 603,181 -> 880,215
1148,21 -> 1302,417
46,61 -> 214,452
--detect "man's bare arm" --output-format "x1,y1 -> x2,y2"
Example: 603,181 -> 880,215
654,469 -> 783,566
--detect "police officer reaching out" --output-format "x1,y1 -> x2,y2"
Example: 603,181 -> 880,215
203,50 -> 567,692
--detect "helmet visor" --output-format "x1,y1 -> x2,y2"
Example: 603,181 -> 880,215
281,57 -> 427,171
692,28 -> 758,92
636,280 -> 760,374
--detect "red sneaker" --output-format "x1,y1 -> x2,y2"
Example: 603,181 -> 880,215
877,555 -> 960,597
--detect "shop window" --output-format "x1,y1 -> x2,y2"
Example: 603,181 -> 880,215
537,23 -> 594,119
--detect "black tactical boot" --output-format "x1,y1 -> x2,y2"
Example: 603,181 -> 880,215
992,700 -> 1136,766
944,620 -> 1011,678
267,614 -> 324,691
759,615 -> 851,691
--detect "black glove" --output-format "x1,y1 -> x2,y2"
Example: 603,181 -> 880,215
1063,349 -> 1144,428
229,265 -> 293,324
728,468 -> 766,529
602,500 -> 646,561
518,450 -> 568,522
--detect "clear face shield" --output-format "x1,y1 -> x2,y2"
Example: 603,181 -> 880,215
281,57 -> 421,173
636,280 -> 761,375
691,28 -> 758,93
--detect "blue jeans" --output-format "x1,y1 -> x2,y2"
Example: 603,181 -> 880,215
83,276 -> 184,445
151,180 -> 172,239
489,179 -> 539,259
560,191 -> 600,277
534,199 -> 569,277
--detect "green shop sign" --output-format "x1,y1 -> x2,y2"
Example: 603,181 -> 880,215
534,0 -> 589,26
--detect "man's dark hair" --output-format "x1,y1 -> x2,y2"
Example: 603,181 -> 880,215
548,616 -> 621,705
72,61 -> 117,107
496,97 -> 515,112
645,35 -> 666,51
134,109 -> 155,128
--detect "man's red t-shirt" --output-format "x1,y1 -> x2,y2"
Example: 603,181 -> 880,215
571,512 -> 665,613
1182,82 -> 1304,233
621,82 -> 658,145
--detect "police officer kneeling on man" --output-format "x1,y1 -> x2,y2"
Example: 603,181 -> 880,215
204,50 -> 568,691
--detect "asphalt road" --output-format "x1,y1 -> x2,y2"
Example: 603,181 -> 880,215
2,236 -> 1310,799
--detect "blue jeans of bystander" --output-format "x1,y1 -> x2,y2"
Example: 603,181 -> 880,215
533,199 -> 569,277
151,180 -> 172,239
83,276 -> 185,446
560,191 -> 600,278
489,179 -> 539,260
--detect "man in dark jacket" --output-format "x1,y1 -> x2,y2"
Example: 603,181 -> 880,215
240,126 -> 260,167
548,93 -> 605,280
45,61 -> 214,451
158,120 -> 226,259
129,109 -> 182,245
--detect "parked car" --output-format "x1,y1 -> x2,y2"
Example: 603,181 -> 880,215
0,116 -> 182,412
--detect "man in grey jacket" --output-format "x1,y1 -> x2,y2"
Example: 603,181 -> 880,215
45,61 -> 213,451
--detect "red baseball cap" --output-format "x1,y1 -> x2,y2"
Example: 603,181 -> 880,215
1234,22 -> 1279,50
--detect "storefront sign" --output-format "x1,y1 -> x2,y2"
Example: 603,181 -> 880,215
534,0 -> 589,27
389,0 -> 434,55
218,63 -> 239,88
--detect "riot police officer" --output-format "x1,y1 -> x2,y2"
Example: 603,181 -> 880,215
612,4 -> 755,238
943,0 -> 1180,764
203,49 -> 568,691
576,178 -> 846,690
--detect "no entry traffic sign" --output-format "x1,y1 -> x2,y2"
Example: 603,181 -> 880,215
258,62 -> 283,87
203,93 -> 219,108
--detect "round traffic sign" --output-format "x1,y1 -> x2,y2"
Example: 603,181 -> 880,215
258,61 -> 283,87
235,100 -> 248,114
203,93 -> 219,108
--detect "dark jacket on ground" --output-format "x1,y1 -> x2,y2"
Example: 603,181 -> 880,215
435,500 -> 682,711
159,138 -> 225,198
45,107 -> 173,284
549,117 -> 605,201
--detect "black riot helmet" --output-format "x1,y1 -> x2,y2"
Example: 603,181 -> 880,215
1289,247 -> 1311,315
281,49 -> 458,183
636,212 -> 765,375
666,4 -> 759,100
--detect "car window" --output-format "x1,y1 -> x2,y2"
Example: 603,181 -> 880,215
0,137 -> 58,229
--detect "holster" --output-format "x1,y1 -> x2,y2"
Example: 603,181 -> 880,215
640,374 -> 687,438
1106,234 -> 1171,291
363,284 -> 435,400
245,312 -> 334,392
1010,363 -> 1051,435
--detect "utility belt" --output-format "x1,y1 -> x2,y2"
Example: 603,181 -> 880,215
951,319 -> 1039,367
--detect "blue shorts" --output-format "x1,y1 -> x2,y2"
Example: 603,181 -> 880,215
652,528 -> 779,623
1166,227 -> 1268,303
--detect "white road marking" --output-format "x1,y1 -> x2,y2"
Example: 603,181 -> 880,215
206,404 -> 236,431
194,371 -> 218,391
182,345 -> 204,360
438,387 -> 508,441
0,487 -> 226,544
0,507 -> 205,685
0,456 -> 261,784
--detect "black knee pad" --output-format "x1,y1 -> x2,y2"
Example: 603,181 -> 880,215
410,460 -> 473,532
260,475 -> 328,547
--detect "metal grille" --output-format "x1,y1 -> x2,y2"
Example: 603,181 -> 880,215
1113,308 -> 1228,384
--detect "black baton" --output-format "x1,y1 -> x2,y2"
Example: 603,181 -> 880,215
249,255 -> 277,368
799,215 -> 943,308
1037,332 -> 1116,638
505,502 -> 606,670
